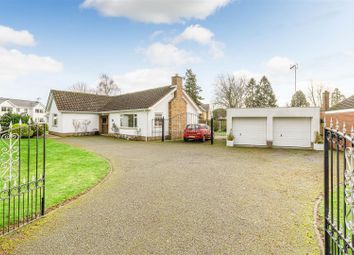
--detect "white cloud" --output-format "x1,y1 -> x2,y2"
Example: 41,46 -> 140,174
0,25 -> 35,47
0,47 -> 63,81
174,24 -> 214,45
81,0 -> 231,24
113,68 -> 173,92
142,42 -> 200,66
174,24 -> 224,59
266,56 -> 295,74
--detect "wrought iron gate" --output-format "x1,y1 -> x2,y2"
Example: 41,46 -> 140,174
0,120 -> 46,235
151,112 -> 200,141
324,119 -> 354,254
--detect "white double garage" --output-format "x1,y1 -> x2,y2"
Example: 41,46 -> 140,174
226,108 -> 320,148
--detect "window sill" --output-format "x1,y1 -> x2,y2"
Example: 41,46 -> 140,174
119,127 -> 138,130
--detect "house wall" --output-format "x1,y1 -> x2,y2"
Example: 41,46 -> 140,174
148,93 -> 174,137
226,107 -> 321,146
61,113 -> 99,133
31,103 -> 46,122
48,99 -> 99,135
185,95 -> 201,124
108,111 -> 149,138
48,100 -> 62,133
0,101 -> 15,116
325,110 -> 354,131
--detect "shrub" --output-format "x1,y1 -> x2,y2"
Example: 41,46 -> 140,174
314,131 -> 323,144
32,123 -> 48,136
0,112 -> 31,130
227,130 -> 235,141
11,123 -> 34,138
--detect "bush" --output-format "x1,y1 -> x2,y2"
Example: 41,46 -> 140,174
227,130 -> 235,141
314,131 -> 323,144
11,123 -> 34,138
0,112 -> 31,130
32,123 -> 48,136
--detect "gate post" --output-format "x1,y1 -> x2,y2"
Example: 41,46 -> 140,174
210,118 -> 214,145
41,122 -> 46,216
162,117 -> 165,142
324,127 -> 330,254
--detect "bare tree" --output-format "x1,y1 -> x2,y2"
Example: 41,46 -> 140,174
307,81 -> 324,107
214,74 -> 248,108
97,74 -> 120,96
69,82 -> 94,93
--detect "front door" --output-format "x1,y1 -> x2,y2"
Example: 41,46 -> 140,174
100,115 -> 108,134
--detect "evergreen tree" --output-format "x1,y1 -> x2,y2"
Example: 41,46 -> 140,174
290,90 -> 310,107
244,78 -> 257,107
254,76 -> 277,107
331,88 -> 345,106
184,69 -> 203,105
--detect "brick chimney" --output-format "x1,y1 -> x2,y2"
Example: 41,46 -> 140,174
169,74 -> 187,139
321,90 -> 330,111
171,74 -> 183,97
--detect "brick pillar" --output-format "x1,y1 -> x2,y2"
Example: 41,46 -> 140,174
169,75 -> 187,139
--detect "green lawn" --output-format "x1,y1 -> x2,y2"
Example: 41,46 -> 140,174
0,138 -> 109,229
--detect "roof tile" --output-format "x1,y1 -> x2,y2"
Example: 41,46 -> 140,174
51,86 -> 175,112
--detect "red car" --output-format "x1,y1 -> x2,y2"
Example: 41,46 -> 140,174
183,124 -> 211,142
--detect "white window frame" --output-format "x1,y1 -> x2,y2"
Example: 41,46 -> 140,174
52,113 -> 58,127
120,114 -> 137,128
154,113 -> 163,127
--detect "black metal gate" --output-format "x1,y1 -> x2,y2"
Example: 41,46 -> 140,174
324,119 -> 354,254
151,112 -> 200,141
0,120 -> 46,235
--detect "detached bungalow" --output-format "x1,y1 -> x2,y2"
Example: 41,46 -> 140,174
46,75 -> 202,140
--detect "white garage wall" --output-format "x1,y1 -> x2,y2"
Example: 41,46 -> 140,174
226,107 -> 320,147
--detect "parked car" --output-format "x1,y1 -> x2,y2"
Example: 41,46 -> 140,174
183,124 -> 211,142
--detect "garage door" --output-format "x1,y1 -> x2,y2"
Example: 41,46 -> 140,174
232,117 -> 267,146
273,117 -> 311,147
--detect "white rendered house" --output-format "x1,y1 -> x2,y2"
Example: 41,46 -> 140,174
0,97 -> 46,122
46,75 -> 202,140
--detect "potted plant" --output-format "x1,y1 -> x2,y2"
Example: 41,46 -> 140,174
313,131 -> 324,151
226,130 -> 235,147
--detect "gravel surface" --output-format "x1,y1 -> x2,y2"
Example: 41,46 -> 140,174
12,136 -> 322,255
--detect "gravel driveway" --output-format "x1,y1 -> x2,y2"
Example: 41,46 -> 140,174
12,136 -> 322,254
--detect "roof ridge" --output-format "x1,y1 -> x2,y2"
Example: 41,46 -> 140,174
329,93 -> 354,111
51,85 -> 173,98
51,89 -> 111,97
0,97 -> 39,103
111,85 -> 172,98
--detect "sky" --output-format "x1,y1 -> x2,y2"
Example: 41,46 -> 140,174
0,0 -> 354,106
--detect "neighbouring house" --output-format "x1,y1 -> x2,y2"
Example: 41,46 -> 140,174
226,107 -> 320,148
200,104 -> 211,121
0,97 -> 46,122
46,75 -> 201,140
325,93 -> 354,130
